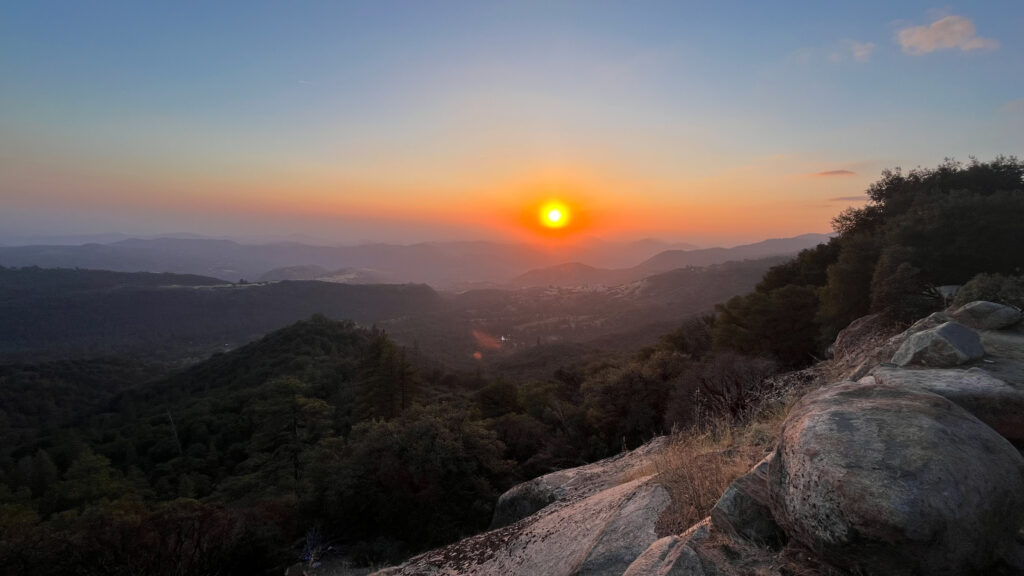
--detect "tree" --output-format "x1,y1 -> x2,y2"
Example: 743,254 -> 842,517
55,447 -> 130,510
713,284 -> 821,367
30,450 -> 59,500
816,233 -> 880,338
306,405 -> 512,560
581,366 -> 670,453
355,331 -> 417,421
819,156 -> 1024,334
250,377 -> 333,493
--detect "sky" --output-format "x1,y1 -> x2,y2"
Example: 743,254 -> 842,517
2,1 -> 1022,246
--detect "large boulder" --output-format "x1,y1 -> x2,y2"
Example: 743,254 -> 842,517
891,321 -> 984,367
871,365 -> 1024,443
768,381 -> 1024,575
951,300 -> 1022,330
709,454 -> 784,547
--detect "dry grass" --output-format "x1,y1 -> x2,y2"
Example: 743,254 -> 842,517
641,369 -> 818,537
652,428 -> 765,536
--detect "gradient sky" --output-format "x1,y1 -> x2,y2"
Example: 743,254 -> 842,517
2,1 -> 1022,245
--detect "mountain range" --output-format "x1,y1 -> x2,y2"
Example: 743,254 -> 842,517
0,234 -> 828,289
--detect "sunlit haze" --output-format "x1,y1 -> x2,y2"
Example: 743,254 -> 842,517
2,2 -> 1022,247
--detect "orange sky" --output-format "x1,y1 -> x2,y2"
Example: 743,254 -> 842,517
2,4 -> 1019,246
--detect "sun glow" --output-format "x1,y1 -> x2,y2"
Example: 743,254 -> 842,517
539,201 -> 571,229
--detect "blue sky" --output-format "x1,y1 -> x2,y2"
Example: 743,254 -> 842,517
1,1 -> 1022,244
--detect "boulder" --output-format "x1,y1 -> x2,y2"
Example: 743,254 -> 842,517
834,313 -> 937,380
768,381 -> 1024,576
489,480 -> 558,529
891,321 -> 984,367
871,365 -> 1024,443
622,536 -> 705,576
709,454 -> 784,547
831,313 -> 887,360
490,437 -> 668,529
903,311 -> 954,336
951,300 -> 1022,330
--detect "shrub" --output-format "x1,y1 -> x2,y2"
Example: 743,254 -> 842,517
954,273 -> 1024,309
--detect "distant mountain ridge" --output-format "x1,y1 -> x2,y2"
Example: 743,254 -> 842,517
512,233 -> 832,287
0,267 -> 443,361
0,233 -> 827,289
258,264 -> 394,284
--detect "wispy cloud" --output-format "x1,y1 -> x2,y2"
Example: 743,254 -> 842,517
850,41 -> 876,62
831,196 -> 867,202
897,15 -> 998,55
815,170 -> 856,177
826,41 -> 875,64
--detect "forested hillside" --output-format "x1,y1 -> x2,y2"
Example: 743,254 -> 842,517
2,158 -> 1021,575
0,309 -> 776,574
713,157 -> 1024,367
0,268 -> 443,360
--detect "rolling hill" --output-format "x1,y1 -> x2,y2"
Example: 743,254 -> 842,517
511,233 -> 831,287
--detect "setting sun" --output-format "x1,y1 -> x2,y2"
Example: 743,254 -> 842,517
539,201 -> 571,229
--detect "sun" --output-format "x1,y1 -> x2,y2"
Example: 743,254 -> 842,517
539,201 -> 571,229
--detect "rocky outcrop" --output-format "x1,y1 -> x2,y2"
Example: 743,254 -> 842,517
377,302 -> 1024,576
768,381 -> 1024,575
891,320 -> 985,366
951,300 -> 1022,330
628,301 -> 1024,575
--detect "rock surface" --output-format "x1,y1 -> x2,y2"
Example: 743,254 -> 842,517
376,439 -> 672,576
378,306 -> 1024,576
951,300 -> 1022,330
891,320 -> 985,366
709,454 -> 784,547
871,365 -> 1024,443
621,535 -> 705,576
490,437 -> 668,529
831,312 -> 936,380
767,381 -> 1024,575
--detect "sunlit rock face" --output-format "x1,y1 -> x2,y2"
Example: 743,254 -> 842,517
768,381 -> 1024,576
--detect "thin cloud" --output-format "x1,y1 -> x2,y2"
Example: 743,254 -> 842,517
814,170 -> 856,177
849,41 -> 875,62
897,15 -> 998,55
826,41 -> 875,64
831,195 -> 868,202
